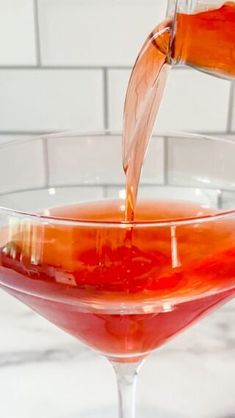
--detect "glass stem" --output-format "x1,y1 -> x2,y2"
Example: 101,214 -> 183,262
112,361 -> 143,418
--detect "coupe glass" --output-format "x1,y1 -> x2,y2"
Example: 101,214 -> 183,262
0,132 -> 234,418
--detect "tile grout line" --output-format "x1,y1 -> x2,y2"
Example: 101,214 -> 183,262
0,183 -> 230,197
0,130 -> 235,137
42,136 -> 50,188
33,0 -> 42,67
226,81 -> 234,133
0,65 -> 132,71
163,136 -> 169,185
102,68 -> 109,131
0,65 -> 191,71
102,185 -> 108,198
0,130 -> 58,135
217,190 -> 223,210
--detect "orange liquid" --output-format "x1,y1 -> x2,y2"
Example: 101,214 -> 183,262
0,200 -> 234,360
173,2 -> 235,77
123,2 -> 235,221
123,21 -> 170,220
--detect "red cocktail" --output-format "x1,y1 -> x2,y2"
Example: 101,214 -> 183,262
0,133 -> 234,417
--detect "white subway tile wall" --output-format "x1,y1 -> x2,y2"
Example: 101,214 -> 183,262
141,136 -> 165,184
167,136 -> 235,188
47,135 -> 126,186
47,135 -> 164,186
231,84 -> 235,132
0,0 -> 36,65
220,190 -> 235,210
38,0 -> 166,66
0,70 -> 103,131
107,69 -> 130,130
0,187 -> 104,211
108,69 -> 231,132
0,134 -> 34,144
157,70 -> 231,132
0,0 -> 234,199
0,139 -> 45,193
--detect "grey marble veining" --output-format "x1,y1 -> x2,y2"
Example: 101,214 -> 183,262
0,290 -> 234,418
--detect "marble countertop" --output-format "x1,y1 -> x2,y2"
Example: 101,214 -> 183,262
0,289 -> 234,418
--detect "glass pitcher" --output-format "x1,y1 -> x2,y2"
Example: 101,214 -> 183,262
166,0 -> 235,78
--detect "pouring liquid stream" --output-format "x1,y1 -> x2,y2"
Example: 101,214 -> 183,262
123,22 -> 171,221
123,2 -> 235,222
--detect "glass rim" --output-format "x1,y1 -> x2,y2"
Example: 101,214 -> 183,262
1,129 -> 235,227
